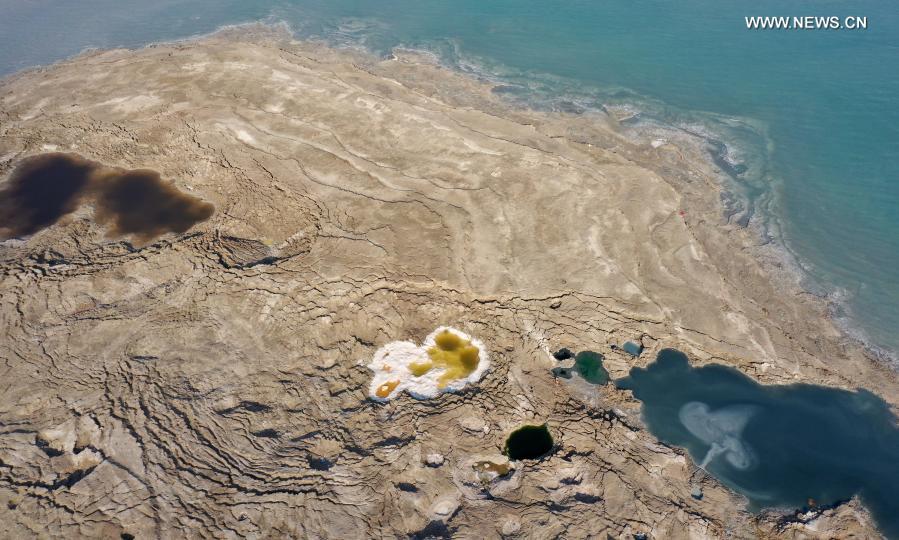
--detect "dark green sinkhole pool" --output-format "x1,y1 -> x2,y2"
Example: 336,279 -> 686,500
573,351 -> 609,385
552,350 -> 609,385
617,349 -> 899,539
504,424 -> 554,460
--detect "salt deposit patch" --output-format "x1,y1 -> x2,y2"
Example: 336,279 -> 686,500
367,326 -> 490,401
234,129 -> 256,145
96,94 -> 161,113
180,62 -> 209,73
679,401 -> 758,470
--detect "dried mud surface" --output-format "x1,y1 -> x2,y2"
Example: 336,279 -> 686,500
0,28 -> 894,539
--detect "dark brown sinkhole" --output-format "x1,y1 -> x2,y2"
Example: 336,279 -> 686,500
0,152 -> 214,243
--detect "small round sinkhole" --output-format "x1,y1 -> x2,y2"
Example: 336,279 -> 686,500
504,424 -> 554,460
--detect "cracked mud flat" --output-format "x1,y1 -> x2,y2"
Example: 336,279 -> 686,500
0,27 -> 896,538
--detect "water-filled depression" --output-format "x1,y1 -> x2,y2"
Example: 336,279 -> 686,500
617,349 -> 899,537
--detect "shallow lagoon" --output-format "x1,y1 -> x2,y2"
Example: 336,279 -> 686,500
618,349 -> 899,538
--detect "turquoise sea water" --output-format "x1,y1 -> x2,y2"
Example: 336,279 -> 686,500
2,0 -> 897,357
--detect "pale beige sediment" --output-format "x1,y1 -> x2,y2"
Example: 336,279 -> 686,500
0,26 -> 894,538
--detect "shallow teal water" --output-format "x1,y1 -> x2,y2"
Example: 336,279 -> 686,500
1,0 -> 897,356
573,351 -> 610,385
618,349 -> 899,538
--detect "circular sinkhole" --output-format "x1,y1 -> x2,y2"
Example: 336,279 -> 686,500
504,424 -> 554,460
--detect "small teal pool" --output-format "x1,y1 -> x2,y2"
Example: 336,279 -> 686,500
617,349 -> 899,538
573,351 -> 609,385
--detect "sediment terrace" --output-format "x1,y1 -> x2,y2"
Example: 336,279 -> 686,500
0,27 -> 895,538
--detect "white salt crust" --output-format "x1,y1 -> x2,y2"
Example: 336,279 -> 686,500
367,326 -> 490,401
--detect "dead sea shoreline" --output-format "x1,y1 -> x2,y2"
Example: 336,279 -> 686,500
2,20 -> 890,371
0,26 -> 896,538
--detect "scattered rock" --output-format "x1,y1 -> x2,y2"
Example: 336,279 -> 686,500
501,518 -> 521,536
425,453 -> 445,467
460,416 -> 489,435
429,496 -> 460,521
36,423 -> 76,456
453,454 -> 521,499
